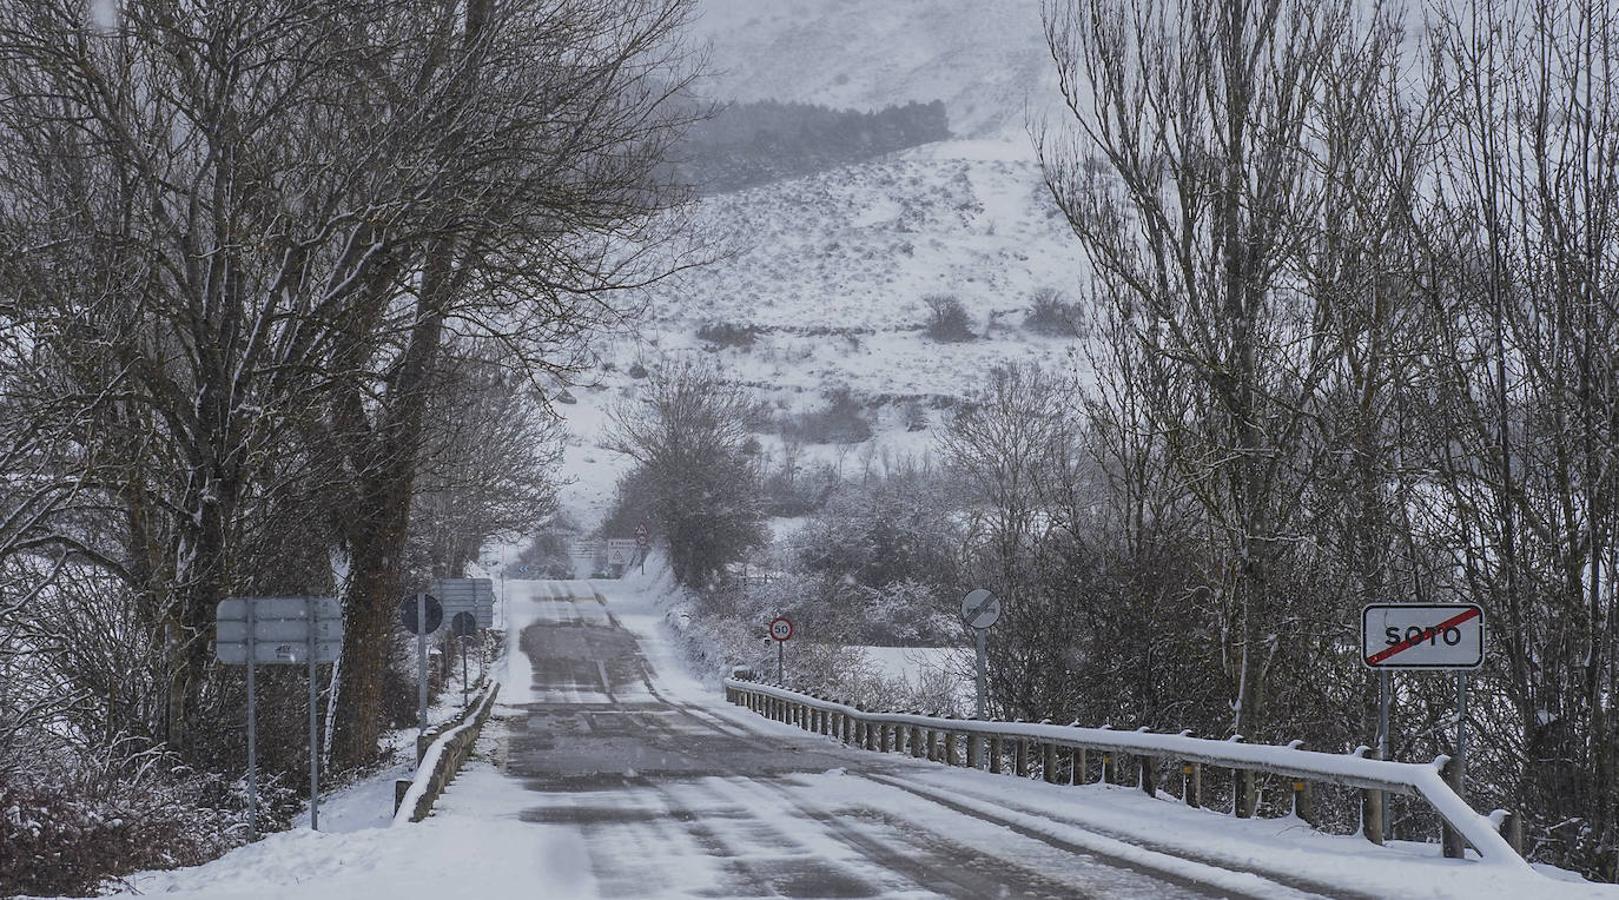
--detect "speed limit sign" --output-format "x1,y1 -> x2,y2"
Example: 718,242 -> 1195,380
769,616 -> 793,642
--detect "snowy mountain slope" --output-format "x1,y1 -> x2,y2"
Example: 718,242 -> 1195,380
553,3 -> 1095,528
554,145 -> 1094,526
690,0 -> 1063,139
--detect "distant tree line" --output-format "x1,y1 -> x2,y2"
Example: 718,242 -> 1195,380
675,99 -> 950,192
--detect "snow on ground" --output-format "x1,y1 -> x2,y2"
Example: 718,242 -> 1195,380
855,646 -> 970,685
95,569 -> 1619,899
115,752 -> 597,900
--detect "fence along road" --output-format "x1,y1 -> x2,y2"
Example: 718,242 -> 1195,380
494,580 -> 1342,899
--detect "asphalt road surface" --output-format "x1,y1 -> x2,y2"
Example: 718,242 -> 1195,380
489,581 -> 1342,900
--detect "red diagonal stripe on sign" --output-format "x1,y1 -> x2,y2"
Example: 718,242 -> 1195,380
1365,606 -> 1481,666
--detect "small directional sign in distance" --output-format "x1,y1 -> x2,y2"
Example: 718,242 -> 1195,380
1362,603 -> 1485,670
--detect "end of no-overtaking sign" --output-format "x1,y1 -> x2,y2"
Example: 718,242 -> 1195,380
1362,603 -> 1485,670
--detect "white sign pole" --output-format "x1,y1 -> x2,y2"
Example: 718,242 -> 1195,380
246,598 -> 258,839
416,592 -> 428,742
306,597 -> 320,831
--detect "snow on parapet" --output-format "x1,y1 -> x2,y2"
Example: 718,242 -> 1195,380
725,678 -> 1531,871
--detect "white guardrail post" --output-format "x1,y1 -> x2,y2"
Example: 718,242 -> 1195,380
723,677 -> 1531,872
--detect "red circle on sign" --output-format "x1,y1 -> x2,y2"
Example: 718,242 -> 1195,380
769,616 -> 793,642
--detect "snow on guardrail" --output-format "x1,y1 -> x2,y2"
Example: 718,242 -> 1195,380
725,678 -> 1530,871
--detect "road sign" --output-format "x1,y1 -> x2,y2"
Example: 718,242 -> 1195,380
607,538 -> 637,566
1362,604 -> 1485,670
450,611 -> 478,638
215,597 -> 343,664
400,594 -> 443,635
769,616 -> 793,642
961,589 -> 1001,630
431,577 -> 494,628
635,523 -> 651,548
214,597 -> 341,835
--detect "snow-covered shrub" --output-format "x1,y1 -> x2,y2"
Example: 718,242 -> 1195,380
696,321 -> 760,349
1023,287 -> 1085,337
779,387 -> 873,444
922,294 -> 975,342
0,740 -> 286,897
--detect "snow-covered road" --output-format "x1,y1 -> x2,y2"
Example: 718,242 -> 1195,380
117,577 -> 1612,900
474,579 -> 1330,899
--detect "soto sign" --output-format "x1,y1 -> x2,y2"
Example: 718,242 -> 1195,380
1362,603 -> 1485,670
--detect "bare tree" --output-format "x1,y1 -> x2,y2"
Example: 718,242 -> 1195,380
607,357 -> 765,588
1040,0 -> 1358,741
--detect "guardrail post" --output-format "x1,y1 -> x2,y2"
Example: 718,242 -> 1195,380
989,735 -> 1003,773
1291,779 -> 1314,825
1102,752 -> 1115,785
1441,755 -> 1466,859
841,708 -> 852,744
1235,768 -> 1256,818
1139,755 -> 1156,796
1043,742 -> 1057,783
1014,737 -> 1029,777
911,724 -> 925,758
1073,747 -> 1087,784
1495,809 -> 1524,856
927,728 -> 940,761
944,731 -> 958,766
1285,740 -> 1313,826
967,732 -> 981,769
1350,745 -> 1384,844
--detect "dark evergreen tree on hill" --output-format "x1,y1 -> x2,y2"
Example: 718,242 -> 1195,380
677,99 -> 950,192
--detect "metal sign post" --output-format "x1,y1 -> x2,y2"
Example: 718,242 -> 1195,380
305,597 -> 319,831
417,593 -> 427,740
1456,672 -> 1469,799
961,589 -> 1001,719
216,597 -> 343,836
246,597 -> 257,838
769,616 -> 793,682
398,593 -> 444,743
1378,668 -> 1391,841
1361,603 -> 1485,854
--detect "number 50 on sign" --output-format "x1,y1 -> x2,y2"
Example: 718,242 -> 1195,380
1361,603 -> 1485,670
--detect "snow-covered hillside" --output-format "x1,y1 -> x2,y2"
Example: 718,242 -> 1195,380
557,3 -> 1092,527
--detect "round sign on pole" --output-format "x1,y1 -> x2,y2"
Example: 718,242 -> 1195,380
400,594 -> 444,635
961,589 -> 1001,630
449,611 -> 478,638
769,616 -> 793,642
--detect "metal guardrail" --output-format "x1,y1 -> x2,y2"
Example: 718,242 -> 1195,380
724,678 -> 1530,871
